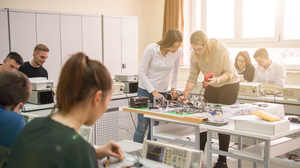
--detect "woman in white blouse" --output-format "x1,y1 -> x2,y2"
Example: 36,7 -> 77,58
133,28 -> 183,143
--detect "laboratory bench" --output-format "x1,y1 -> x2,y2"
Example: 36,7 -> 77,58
21,93 -> 138,146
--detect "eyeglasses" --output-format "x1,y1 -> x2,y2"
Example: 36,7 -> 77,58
190,46 -> 204,53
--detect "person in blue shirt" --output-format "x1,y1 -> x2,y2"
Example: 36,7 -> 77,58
0,71 -> 32,168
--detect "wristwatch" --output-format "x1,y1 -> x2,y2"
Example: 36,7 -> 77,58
217,77 -> 220,84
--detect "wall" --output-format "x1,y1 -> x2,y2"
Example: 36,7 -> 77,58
0,0 -> 165,66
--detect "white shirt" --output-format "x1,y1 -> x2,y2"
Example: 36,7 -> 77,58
138,43 -> 182,93
252,60 -> 286,87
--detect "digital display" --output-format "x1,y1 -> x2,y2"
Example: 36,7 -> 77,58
146,144 -> 165,163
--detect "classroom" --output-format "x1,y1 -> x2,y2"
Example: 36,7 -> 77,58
1,0 -> 300,168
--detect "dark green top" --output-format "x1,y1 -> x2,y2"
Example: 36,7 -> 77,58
6,116 -> 98,168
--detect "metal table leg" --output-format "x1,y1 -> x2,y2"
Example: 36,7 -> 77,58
207,130 -> 212,168
238,136 -> 243,168
150,118 -> 154,141
195,125 -> 200,150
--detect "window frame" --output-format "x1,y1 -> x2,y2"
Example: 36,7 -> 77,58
187,0 -> 300,70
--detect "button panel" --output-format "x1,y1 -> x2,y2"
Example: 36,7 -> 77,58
162,147 -> 187,168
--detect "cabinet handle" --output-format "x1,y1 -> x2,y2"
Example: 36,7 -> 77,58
122,63 -> 126,69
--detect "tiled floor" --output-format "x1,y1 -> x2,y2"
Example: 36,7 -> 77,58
157,139 -> 300,168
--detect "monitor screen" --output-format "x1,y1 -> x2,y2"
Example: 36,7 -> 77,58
146,144 -> 165,163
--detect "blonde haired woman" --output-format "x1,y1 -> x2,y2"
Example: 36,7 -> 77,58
133,28 -> 183,143
184,30 -> 239,168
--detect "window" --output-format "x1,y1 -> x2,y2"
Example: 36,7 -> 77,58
186,0 -> 300,69
284,0 -> 300,40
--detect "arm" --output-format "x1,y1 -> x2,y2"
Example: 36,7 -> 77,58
252,66 -> 258,82
203,44 -> 232,86
138,45 -> 156,93
95,140 -> 124,159
246,65 -> 255,82
183,81 -> 196,98
170,48 -> 182,99
274,65 -> 286,87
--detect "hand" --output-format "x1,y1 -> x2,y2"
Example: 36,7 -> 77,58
95,140 -> 124,159
177,95 -> 186,102
152,90 -> 166,103
12,102 -> 24,113
203,77 -> 218,86
170,90 -> 179,100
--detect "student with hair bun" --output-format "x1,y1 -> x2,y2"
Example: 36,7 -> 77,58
6,52 -> 123,168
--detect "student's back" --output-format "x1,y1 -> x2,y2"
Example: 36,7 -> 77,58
0,71 -> 31,168
5,117 -> 97,168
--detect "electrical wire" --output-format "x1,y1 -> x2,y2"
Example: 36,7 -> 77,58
123,90 -> 137,130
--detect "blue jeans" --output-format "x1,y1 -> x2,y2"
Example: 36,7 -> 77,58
133,87 -> 167,143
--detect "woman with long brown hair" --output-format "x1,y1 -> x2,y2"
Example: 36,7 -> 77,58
234,50 -> 255,82
6,52 -> 123,168
133,28 -> 183,143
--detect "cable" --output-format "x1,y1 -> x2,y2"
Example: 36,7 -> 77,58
47,86 -> 56,105
123,90 -> 137,130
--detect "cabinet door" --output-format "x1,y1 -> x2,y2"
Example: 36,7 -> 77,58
60,14 -> 82,66
121,17 -> 138,75
103,16 -> 122,79
82,16 -> 102,62
36,13 -> 61,86
0,8 -> 9,61
9,10 -> 36,62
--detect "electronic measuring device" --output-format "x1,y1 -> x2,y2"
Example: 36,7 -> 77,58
28,78 -> 54,104
283,85 -> 300,100
98,140 -> 203,168
238,82 -> 264,97
142,140 -> 203,168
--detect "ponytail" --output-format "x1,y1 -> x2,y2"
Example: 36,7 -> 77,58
56,52 -> 112,112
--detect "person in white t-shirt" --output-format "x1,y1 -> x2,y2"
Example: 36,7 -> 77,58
252,48 -> 286,87
133,28 -> 183,143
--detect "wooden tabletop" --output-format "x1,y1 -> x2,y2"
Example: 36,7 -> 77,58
122,107 -> 205,124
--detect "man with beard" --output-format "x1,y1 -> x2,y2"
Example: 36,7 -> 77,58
18,44 -> 49,79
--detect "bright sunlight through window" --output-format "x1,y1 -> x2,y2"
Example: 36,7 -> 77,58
242,0 -> 276,38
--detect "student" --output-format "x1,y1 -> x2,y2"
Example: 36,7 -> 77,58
234,50 -> 255,82
252,48 -> 286,87
184,30 -> 239,168
133,28 -> 183,143
0,71 -> 31,168
18,44 -> 49,79
0,52 -> 23,73
6,53 -> 123,168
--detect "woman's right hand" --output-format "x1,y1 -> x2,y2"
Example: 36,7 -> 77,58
152,90 -> 166,102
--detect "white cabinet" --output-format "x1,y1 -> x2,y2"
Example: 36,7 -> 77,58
122,17 -> 138,75
9,9 -> 36,62
9,9 -> 62,86
103,15 -> 138,79
0,8 -> 9,61
60,14 -> 103,66
82,15 -> 102,63
60,14 -> 82,66
103,16 -> 122,78
36,12 -> 61,86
